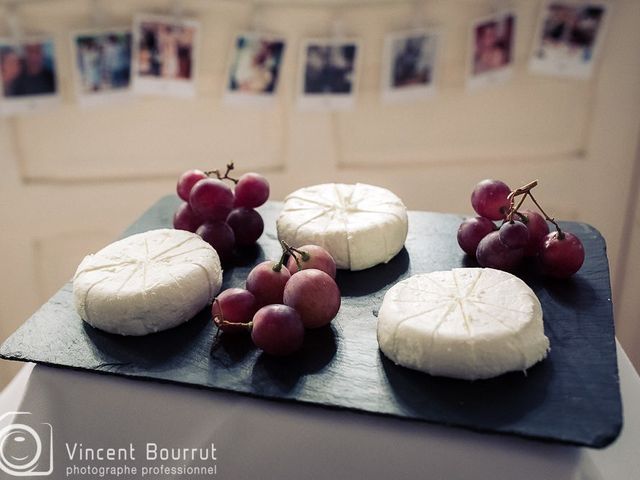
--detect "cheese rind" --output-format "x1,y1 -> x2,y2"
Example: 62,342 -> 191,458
72,229 -> 222,336
277,183 -> 409,271
377,268 -> 549,380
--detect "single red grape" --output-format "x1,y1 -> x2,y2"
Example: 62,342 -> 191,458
234,173 -> 270,208
246,261 -> 291,307
212,288 -> 257,334
227,207 -> 264,246
519,209 -> 550,257
283,269 -> 341,329
471,179 -> 511,221
285,244 -> 337,279
197,221 -> 235,264
476,231 -> 524,272
176,169 -> 207,202
499,220 -> 529,249
251,305 -> 304,356
540,231 -> 585,278
457,217 -> 496,256
189,178 -> 235,221
173,202 -> 201,233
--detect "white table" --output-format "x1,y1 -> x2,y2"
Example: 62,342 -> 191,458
1,343 -> 638,480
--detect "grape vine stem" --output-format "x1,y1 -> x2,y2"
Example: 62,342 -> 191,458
212,298 -> 253,335
206,162 -> 239,184
280,240 -> 310,270
527,192 -> 564,238
273,241 -> 291,272
506,179 -> 563,237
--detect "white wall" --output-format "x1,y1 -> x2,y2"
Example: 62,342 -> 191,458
615,131 -> 640,371
1,0 -> 640,385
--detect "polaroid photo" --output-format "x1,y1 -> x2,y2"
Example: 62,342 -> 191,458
382,29 -> 440,104
72,28 -> 132,107
224,32 -> 286,107
132,14 -> 199,98
529,1 -> 608,79
0,36 -> 60,116
467,11 -> 516,91
297,38 -> 360,111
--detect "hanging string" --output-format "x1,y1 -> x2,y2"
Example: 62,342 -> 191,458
489,0 -> 504,16
5,2 -> 23,42
249,2 -> 266,33
89,0 -> 106,28
170,0 -> 184,22
0,0 -> 426,8
490,0 -> 516,16
408,0 -> 426,31
331,7 -> 347,41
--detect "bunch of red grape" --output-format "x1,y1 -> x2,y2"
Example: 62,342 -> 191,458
173,163 -> 269,264
212,243 -> 340,356
457,179 -> 585,278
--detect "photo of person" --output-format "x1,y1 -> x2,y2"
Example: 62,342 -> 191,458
298,39 -> 359,110
382,30 -> 439,103
0,38 -> 59,115
530,2 -> 607,78
226,33 -> 286,102
133,14 -> 199,97
73,29 -> 131,105
0,40 -> 56,98
472,13 -> 515,80
468,12 -> 516,90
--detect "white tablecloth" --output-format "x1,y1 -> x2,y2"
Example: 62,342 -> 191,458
1,343 -> 638,480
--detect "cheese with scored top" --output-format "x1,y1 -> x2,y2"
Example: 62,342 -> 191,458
377,268 -> 549,380
73,229 -> 222,336
277,183 -> 408,271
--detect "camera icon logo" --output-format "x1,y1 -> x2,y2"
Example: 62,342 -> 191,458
0,412 -> 53,477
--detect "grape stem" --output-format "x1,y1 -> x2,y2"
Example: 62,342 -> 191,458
507,194 -> 528,223
507,180 -> 538,200
212,298 -> 253,334
505,179 -> 564,238
288,244 -> 310,260
206,162 -> 239,184
272,244 -> 289,272
280,240 -> 310,270
280,240 -> 301,269
528,191 -> 564,239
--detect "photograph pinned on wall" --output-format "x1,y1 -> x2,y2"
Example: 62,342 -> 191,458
298,39 -> 360,110
224,32 -> 286,106
381,29 -> 440,103
132,14 -> 199,97
467,11 -> 516,91
72,28 -> 132,106
0,37 -> 59,116
529,2 -> 608,79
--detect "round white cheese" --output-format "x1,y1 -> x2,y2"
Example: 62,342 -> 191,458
73,229 -> 222,336
377,268 -> 549,380
277,183 -> 408,271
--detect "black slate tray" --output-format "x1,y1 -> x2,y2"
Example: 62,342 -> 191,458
0,196 -> 622,448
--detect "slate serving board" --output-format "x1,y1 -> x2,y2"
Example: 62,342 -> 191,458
0,196 -> 622,448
